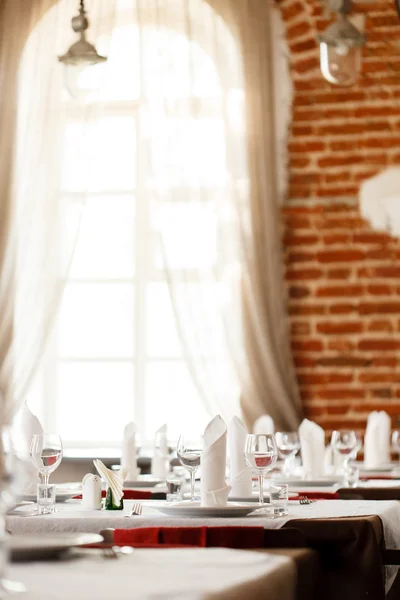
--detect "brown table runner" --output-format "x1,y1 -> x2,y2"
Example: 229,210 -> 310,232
283,516 -> 386,600
338,487 -> 400,501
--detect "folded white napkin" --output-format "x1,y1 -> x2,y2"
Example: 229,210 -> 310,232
200,415 -> 231,507
228,416 -> 252,498
94,459 -> 124,506
364,411 -> 391,469
299,419 -> 325,478
253,415 -> 275,435
19,402 -> 42,493
151,424 -> 169,479
121,422 -> 140,480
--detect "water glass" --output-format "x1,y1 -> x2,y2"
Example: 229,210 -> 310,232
269,482 -> 289,516
177,435 -> 202,501
30,434 -> 63,485
343,466 -> 359,488
166,473 -> 183,503
37,483 -> 56,515
275,432 -> 300,475
331,430 -> 357,472
244,434 -> 278,514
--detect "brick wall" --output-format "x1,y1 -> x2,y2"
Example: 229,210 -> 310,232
278,0 -> 400,434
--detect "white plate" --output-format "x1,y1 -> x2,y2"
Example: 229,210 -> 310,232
9,533 -> 103,561
17,489 -> 79,503
274,479 -> 341,487
124,475 -> 164,488
154,502 -> 257,518
359,465 -> 395,473
229,492 -> 299,503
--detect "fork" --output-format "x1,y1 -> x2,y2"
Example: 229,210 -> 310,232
299,496 -> 315,505
124,502 -> 143,517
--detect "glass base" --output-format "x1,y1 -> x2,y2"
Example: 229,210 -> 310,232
270,506 -> 289,517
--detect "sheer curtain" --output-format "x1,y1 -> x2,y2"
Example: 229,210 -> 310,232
0,0 -> 302,431
0,0 -> 114,424
143,0 -> 303,429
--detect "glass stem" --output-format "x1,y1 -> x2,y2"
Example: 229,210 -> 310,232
42,474 -> 49,486
189,470 -> 195,501
258,473 -> 264,507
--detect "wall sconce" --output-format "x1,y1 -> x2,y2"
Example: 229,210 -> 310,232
319,0 -> 366,87
58,0 -> 107,101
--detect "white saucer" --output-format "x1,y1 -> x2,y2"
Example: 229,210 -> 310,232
154,502 -> 257,518
10,533 -> 102,561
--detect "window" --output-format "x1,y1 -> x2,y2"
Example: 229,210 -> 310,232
20,1 -> 246,447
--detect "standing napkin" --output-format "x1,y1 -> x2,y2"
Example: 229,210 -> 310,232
200,415 -> 231,507
228,416 -> 252,498
299,419 -> 325,478
253,415 -> 275,435
364,411 -> 391,469
151,424 -> 169,479
121,422 -> 140,480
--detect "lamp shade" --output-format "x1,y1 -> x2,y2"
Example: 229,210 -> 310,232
319,14 -> 365,86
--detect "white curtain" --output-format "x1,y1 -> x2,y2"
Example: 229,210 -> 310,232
0,0 -> 302,431
0,0 -> 115,424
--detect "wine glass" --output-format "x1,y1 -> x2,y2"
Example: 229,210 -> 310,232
350,432 -> 363,461
177,434 -> 202,501
392,430 -> 400,463
30,434 -> 63,485
244,434 -> 278,513
331,430 -> 357,478
275,432 -> 300,475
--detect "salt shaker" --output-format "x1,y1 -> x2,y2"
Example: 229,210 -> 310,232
82,474 -> 102,509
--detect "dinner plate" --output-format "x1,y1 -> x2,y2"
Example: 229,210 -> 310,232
17,489 -> 79,503
9,532 -> 103,562
154,502 -> 257,518
229,492 -> 299,503
124,475 -> 164,488
275,478 -> 341,487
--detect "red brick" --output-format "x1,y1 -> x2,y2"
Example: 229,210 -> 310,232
329,304 -> 358,315
286,268 -> 323,280
281,1 -> 304,21
353,233 -> 391,245
358,339 -> 400,351
289,286 -> 310,299
289,304 -> 326,315
287,21 -> 312,40
367,284 -> 393,296
283,234 -> 319,246
316,250 -> 365,263
322,234 -> 351,245
367,319 -> 394,332
359,372 -> 400,383
297,373 -> 353,385
291,339 -> 324,352
286,251 -> 316,263
316,321 -> 363,335
359,302 -> 400,314
317,285 -> 364,297
327,268 -> 351,280
291,321 -> 311,335
371,357 -> 397,368
327,339 -> 357,352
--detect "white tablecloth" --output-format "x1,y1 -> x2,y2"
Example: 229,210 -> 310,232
7,548 -> 296,600
6,499 -> 400,542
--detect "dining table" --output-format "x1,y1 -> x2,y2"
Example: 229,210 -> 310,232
7,547 -> 298,600
7,497 -> 400,600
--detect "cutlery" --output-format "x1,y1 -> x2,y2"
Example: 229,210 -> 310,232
299,496 -> 315,505
124,502 -> 143,517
